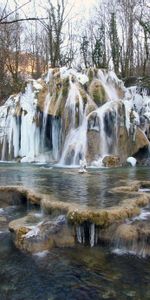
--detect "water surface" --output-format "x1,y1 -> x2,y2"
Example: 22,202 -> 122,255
0,163 -> 150,300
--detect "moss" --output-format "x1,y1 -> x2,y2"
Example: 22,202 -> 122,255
2,181 -> 150,233
37,85 -> 48,111
92,85 -> 106,106
88,68 -> 94,83
89,79 -> 107,107
79,88 -> 88,104
115,224 -> 138,241
68,209 -> 116,227
62,77 -> 69,98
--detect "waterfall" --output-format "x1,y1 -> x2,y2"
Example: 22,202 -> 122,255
19,83 -> 40,161
98,69 -> 121,100
0,67 -> 150,165
59,117 -> 87,165
59,78 -> 87,165
52,117 -> 61,161
96,105 -> 109,157
89,101 -> 119,166
112,236 -> 150,258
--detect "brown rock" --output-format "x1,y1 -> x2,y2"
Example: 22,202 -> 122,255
102,155 -> 120,167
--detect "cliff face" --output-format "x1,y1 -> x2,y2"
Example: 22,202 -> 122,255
0,67 -> 149,166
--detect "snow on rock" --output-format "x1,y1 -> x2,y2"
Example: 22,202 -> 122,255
59,67 -> 89,85
33,81 -> 43,90
76,73 -> 89,85
127,157 -> 137,167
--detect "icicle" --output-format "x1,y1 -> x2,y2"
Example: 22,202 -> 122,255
52,117 -> 61,161
76,225 -> 85,244
90,223 -> 95,247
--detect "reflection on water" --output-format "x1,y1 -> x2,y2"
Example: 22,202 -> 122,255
0,163 -> 149,208
0,164 -> 150,299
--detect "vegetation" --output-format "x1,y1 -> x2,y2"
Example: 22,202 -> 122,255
0,0 -> 149,103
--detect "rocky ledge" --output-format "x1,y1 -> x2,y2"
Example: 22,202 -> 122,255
0,181 -> 150,255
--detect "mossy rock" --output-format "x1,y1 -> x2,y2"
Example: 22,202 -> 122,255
62,77 -> 69,98
37,84 -> 48,112
89,79 -> 107,106
102,155 -> 121,167
88,68 -> 94,83
79,87 -> 88,105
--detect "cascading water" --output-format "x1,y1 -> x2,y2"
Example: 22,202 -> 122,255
88,100 -> 119,167
0,67 -> 150,165
98,69 -> 124,100
52,116 -> 61,161
59,77 -> 88,165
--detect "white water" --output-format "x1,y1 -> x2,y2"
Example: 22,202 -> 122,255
98,69 -> 122,101
59,78 -> 87,165
19,83 -> 40,161
0,68 -> 150,165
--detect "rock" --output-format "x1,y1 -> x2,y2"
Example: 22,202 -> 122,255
9,214 -> 75,253
89,79 -> 107,106
115,224 -> 138,241
102,155 -> 121,167
86,131 -> 100,163
118,127 -> 149,163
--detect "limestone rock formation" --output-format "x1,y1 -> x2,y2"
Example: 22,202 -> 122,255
0,67 -> 149,165
9,214 -> 75,253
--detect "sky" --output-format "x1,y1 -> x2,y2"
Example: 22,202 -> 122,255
1,0 -> 97,20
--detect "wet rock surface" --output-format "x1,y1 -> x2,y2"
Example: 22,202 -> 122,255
0,179 -> 149,256
9,214 -> 75,253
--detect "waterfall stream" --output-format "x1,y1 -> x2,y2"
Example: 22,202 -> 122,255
0,68 -> 149,165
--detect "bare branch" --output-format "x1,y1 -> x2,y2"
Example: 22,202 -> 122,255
0,17 -> 48,25
0,0 -> 31,22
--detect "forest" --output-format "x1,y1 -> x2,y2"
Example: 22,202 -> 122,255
0,0 -> 149,102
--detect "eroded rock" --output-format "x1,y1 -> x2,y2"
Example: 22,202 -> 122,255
9,214 -> 75,253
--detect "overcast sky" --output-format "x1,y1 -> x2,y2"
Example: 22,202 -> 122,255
1,0 -> 97,20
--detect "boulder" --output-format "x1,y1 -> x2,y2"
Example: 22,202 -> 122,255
102,155 -> 120,167
9,214 -> 75,253
118,127 -> 149,163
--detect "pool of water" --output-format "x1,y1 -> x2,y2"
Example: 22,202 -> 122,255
0,163 -> 149,208
0,230 -> 150,300
0,163 -> 150,300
